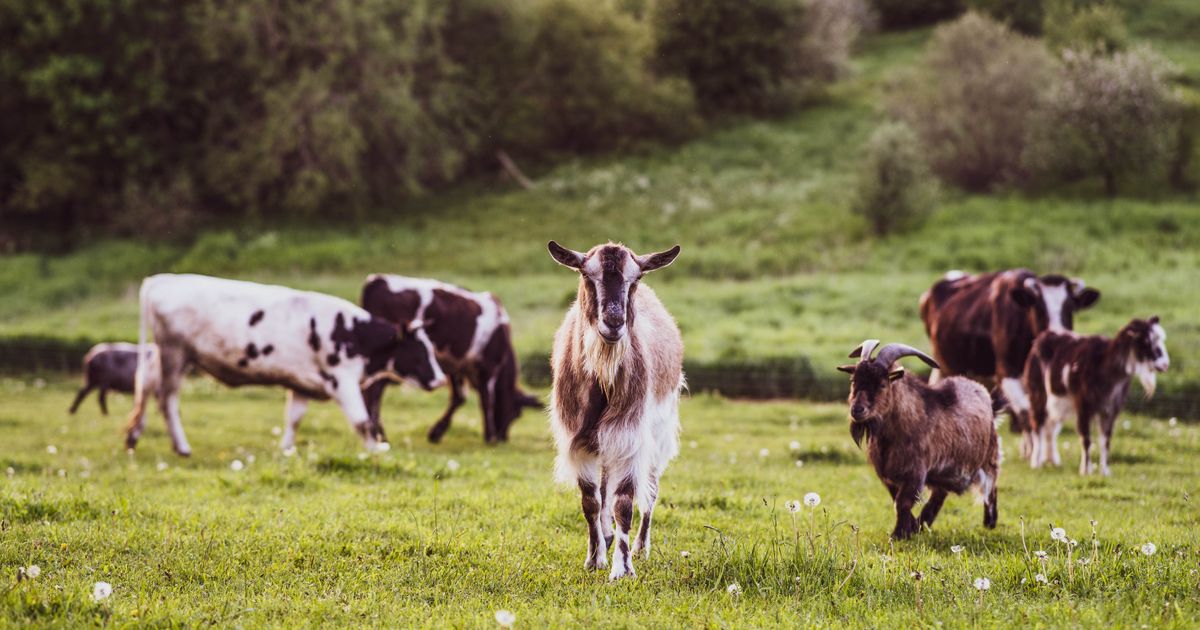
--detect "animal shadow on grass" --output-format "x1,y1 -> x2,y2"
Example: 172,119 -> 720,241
792,446 -> 862,466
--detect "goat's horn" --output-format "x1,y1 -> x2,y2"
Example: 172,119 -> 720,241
874,343 -> 940,370
849,339 -> 881,363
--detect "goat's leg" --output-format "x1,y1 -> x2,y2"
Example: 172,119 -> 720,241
632,470 -> 660,558
918,488 -> 948,530
891,479 -> 924,540
427,374 -> 465,444
1049,420 -> 1063,466
983,482 -> 998,529
599,468 -> 613,553
577,461 -> 607,571
608,469 -> 638,580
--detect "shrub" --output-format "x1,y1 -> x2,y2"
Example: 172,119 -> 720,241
1027,46 -> 1179,197
1169,87 -> 1200,191
1044,2 -> 1128,53
888,12 -> 1054,191
871,0 -> 963,29
852,122 -> 937,236
965,0 -> 1044,34
787,0 -> 878,85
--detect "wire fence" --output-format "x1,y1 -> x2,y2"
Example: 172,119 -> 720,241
2,336 -> 1195,420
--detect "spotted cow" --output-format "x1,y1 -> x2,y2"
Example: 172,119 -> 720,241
125,274 -> 445,456
360,275 -> 541,444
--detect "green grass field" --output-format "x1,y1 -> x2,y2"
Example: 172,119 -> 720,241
2,376 -> 1197,627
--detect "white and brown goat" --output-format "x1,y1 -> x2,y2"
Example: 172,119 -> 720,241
839,341 -> 1001,539
547,240 -> 685,580
1023,317 -> 1169,475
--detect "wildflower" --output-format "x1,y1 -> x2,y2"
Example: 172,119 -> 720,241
46,445 -> 58,455
375,442 -> 391,453
974,577 -> 991,591
494,610 -> 515,628
5,467 -> 13,478
759,448 -> 770,458
91,581 -> 113,602
950,545 -> 964,554
1122,419 -> 1132,430
283,447 -> 297,458
1168,417 -> 1178,427
230,460 -> 244,472
271,426 -> 283,436
24,565 -> 41,579
447,459 -> 461,473
156,462 -> 168,472
246,454 -> 256,464
789,441 -> 801,452
1050,527 -> 1067,542
910,570 -> 923,581
1034,550 -> 1048,559
680,551 -> 690,558
1141,542 -> 1157,556
357,452 -> 369,461
688,441 -> 698,449
785,500 -> 802,513
727,582 -> 742,596
804,492 -> 821,507
795,460 -> 804,468
1078,558 -> 1091,566
1035,573 -> 1048,584
57,469 -> 66,478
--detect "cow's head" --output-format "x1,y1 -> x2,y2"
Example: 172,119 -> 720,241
356,317 -> 446,391
547,241 -> 680,344
1120,316 -> 1169,397
838,340 -> 939,440
1011,274 -> 1100,333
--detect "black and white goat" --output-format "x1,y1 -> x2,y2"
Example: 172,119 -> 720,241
1023,316 -> 1169,475
547,241 -> 685,580
838,340 -> 1002,539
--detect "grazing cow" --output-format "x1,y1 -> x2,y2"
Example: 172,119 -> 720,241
69,342 -> 160,415
920,269 -> 1100,454
838,340 -> 1002,539
360,275 -> 541,444
547,240 -> 685,580
1024,317 -> 1169,475
125,274 -> 445,456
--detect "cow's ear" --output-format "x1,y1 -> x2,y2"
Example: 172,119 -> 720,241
1075,288 -> 1100,309
1149,315 -> 1160,325
888,368 -> 905,381
837,364 -> 856,375
548,241 -> 586,270
357,319 -> 400,355
1011,283 -> 1038,307
636,245 -> 681,273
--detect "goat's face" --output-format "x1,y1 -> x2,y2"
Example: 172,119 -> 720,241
1011,274 -> 1100,333
548,241 -> 680,344
838,361 -> 902,422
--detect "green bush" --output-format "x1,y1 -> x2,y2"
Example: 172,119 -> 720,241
1027,46 -> 1180,196
1169,87 -> 1200,191
888,12 -> 1054,191
1044,2 -> 1129,53
871,0 -> 963,29
966,0 -> 1044,34
851,122 -> 937,236
788,0 -> 879,85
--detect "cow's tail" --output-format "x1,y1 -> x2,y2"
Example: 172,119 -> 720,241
126,278 -> 154,438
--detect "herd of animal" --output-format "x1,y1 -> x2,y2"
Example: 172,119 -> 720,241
63,242 -> 1170,580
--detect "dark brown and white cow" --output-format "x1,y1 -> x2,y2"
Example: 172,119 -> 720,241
69,342 -> 160,415
125,274 -> 445,456
1024,317 -> 1169,475
919,269 -> 1100,455
360,275 -> 541,444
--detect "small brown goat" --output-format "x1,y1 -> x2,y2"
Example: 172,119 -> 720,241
838,340 -> 1001,539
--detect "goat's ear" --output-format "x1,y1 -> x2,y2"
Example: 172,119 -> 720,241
1075,288 -> 1100,309
547,240 -> 586,270
636,245 -> 681,273
837,364 -> 856,375
888,368 -> 905,381
1149,315 -> 1160,325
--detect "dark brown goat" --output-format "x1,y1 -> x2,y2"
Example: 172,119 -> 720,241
839,340 -> 1001,539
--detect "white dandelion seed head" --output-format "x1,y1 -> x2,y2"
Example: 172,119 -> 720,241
1035,573 -> 1048,584
156,461 -> 168,472
1069,539 -> 1079,547
357,452 -> 369,461
447,459 -> 461,472
25,565 -> 41,579
1034,550 -> 1048,559
246,454 -> 256,464
494,609 -> 516,628
46,445 -> 58,455
282,446 -> 297,458
727,582 -> 742,596
789,440 -> 801,452
91,581 -> 113,602
910,570 -> 923,580
951,545 -> 964,554
688,441 -> 698,449
795,460 -> 804,468
57,469 -> 66,477
680,550 -> 691,558
1123,419 -> 1132,430
5,467 -> 13,478
1168,417 -> 1178,427
271,426 -> 282,436
1141,542 -> 1157,556
804,492 -> 821,507
1078,558 -> 1090,566
1051,527 -> 1067,542
375,441 -> 391,453
229,459 -> 244,472
974,577 -> 991,591
785,500 -> 802,513
759,448 -> 770,458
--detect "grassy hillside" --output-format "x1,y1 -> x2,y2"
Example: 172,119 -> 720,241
3,377 -> 1198,626
1,23 -> 1198,405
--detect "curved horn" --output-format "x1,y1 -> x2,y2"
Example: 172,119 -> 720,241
874,343 -> 940,370
849,339 -> 881,363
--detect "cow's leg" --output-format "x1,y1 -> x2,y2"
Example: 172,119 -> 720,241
281,390 -> 309,451
98,388 -> 109,416
891,477 -> 925,540
69,383 -> 94,415
918,488 -> 948,529
1049,418 -> 1063,467
632,470 -> 660,559
427,374 -> 465,444
577,460 -> 607,571
333,381 -> 384,452
1077,408 -> 1093,475
1099,413 -> 1116,477
125,346 -> 170,450
608,465 -> 639,580
156,346 -> 191,456
363,379 -> 387,426
479,373 -> 499,444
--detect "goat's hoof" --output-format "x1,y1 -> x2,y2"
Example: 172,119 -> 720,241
608,563 -> 635,581
584,555 -> 608,571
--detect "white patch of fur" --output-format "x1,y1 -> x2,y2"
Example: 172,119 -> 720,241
1001,377 -> 1029,413
1041,284 -> 1070,332
371,274 -> 506,362
944,270 -> 967,281
1133,362 -> 1158,398
973,470 -> 995,505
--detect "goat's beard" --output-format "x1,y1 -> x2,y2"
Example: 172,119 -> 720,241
1133,361 -> 1157,398
583,326 -> 629,401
